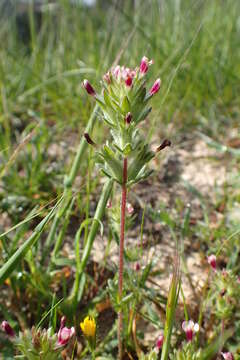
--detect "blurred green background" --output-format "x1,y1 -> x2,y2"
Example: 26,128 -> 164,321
1,0 -> 239,209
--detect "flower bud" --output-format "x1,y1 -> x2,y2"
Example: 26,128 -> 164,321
156,139 -> 171,152
1,321 -> 15,337
156,334 -> 164,350
83,79 -> 96,96
149,78 -> 161,95
207,254 -> 217,271
125,112 -> 132,124
135,262 -> 141,271
139,56 -> 153,75
84,133 -> 95,146
125,76 -> 133,87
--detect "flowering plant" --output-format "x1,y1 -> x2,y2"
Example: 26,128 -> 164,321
1,317 -> 75,360
83,56 -> 169,359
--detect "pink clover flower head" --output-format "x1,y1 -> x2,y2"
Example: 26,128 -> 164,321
221,352 -> 234,360
57,326 -> 75,346
149,78 -> 161,95
1,321 -> 15,337
182,320 -> 199,342
139,56 -> 153,75
156,334 -> 164,350
83,79 -> 96,97
207,254 -> 217,271
126,203 -> 134,215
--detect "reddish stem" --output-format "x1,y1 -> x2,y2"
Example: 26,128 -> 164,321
118,157 -> 128,360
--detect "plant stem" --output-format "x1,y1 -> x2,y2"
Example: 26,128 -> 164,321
118,157 -> 128,360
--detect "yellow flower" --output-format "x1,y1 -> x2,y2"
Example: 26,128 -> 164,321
80,316 -> 96,338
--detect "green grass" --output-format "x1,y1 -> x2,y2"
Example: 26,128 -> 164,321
0,0 -> 240,358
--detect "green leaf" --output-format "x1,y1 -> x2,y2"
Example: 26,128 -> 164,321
121,95 -> 130,113
135,107 -> 152,124
103,89 -> 114,109
99,145 -> 123,183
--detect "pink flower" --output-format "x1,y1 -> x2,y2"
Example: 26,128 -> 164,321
1,321 -> 15,337
125,112 -> 132,124
139,56 -> 153,75
182,320 -> 199,342
207,254 -> 217,271
83,79 -> 96,97
57,317 -> 75,346
221,352 -> 234,360
126,203 -> 134,214
149,78 -> 161,95
156,334 -> 164,350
